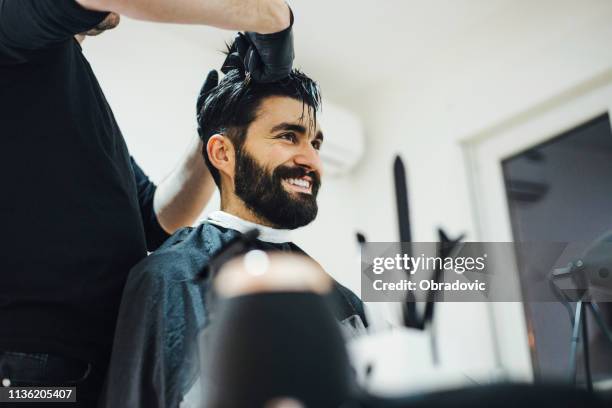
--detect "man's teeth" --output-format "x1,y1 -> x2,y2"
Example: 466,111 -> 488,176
286,178 -> 311,189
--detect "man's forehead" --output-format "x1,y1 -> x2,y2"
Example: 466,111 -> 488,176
256,96 -> 320,133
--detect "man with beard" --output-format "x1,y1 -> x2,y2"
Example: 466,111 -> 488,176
102,60 -> 367,407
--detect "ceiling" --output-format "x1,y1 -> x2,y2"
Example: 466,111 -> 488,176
142,0 -> 515,99
289,0 -> 514,87
98,0 -> 612,109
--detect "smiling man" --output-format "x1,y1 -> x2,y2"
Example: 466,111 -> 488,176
206,76 -> 323,230
102,61 -> 367,407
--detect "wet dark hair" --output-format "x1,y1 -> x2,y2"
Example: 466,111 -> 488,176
196,66 -> 321,188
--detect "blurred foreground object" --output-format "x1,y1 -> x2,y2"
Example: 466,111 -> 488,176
202,253 -> 353,407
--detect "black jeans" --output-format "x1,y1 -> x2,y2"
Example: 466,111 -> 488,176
0,351 -> 103,407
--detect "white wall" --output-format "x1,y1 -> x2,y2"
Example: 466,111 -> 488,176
83,0 -> 612,395
84,20 -> 225,183
294,0 -> 612,391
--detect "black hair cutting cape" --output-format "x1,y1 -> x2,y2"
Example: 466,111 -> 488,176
100,222 -> 367,408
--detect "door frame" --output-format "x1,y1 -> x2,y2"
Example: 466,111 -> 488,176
463,72 -> 612,382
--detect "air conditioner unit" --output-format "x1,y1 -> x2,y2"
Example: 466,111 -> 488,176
317,102 -> 365,177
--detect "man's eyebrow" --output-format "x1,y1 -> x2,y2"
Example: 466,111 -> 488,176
270,122 -> 307,134
270,123 -> 323,142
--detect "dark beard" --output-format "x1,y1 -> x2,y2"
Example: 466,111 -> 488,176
234,148 -> 320,230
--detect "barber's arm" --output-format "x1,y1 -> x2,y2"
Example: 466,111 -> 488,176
76,0 -> 291,34
153,137 -> 215,235
131,141 -> 214,251
151,70 -> 220,237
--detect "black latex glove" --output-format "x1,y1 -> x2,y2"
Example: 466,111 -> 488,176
196,69 -> 219,137
222,8 -> 294,83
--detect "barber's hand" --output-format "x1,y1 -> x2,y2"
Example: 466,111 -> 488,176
196,69 -> 219,136
223,9 -> 294,83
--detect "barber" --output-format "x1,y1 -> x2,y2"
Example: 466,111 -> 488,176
0,0 -> 294,405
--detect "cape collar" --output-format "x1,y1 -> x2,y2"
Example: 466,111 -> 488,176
205,210 -> 292,244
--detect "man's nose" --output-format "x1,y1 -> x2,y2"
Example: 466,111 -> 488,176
293,143 -> 322,175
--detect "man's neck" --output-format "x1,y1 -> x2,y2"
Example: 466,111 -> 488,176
220,195 -> 277,229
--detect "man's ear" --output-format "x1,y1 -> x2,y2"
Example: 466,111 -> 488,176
207,134 -> 235,179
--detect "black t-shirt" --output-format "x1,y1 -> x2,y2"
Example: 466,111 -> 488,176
0,0 -> 170,365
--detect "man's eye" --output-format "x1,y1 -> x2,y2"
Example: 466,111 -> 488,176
279,132 -> 297,142
312,140 -> 322,151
